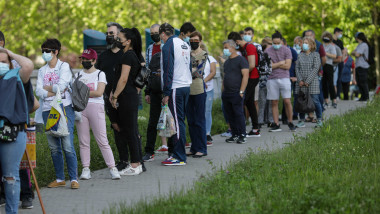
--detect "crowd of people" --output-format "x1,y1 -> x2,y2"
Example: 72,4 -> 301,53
0,21 -> 372,213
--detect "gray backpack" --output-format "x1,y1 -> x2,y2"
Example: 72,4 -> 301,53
71,71 -> 90,112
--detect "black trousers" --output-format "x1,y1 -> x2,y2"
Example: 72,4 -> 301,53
356,67 -> 369,100
222,92 -> 246,136
117,92 -> 141,163
0,169 -> 34,200
145,92 -> 162,155
244,78 -> 259,130
336,62 -> 344,98
341,82 -> 350,100
322,64 -> 336,101
105,98 -> 129,162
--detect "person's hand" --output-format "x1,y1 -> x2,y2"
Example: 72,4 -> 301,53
205,84 -> 208,89
240,93 -> 244,98
111,123 -> 120,132
352,79 -> 357,85
111,97 -> 118,109
145,95 -> 151,104
299,81 -> 304,86
109,91 -> 114,104
290,77 -> 297,82
305,83 -> 309,87
279,60 -> 285,65
218,56 -> 226,63
162,96 -> 169,105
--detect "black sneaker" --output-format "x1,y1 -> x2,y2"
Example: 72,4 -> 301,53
236,135 -> 247,144
206,135 -> 213,142
247,129 -> 261,137
288,122 -> 297,132
21,198 -> 33,209
332,103 -> 337,108
282,120 -> 289,125
142,153 -> 154,162
142,163 -> 147,172
116,161 -> 128,171
268,122 -> 274,128
225,135 -> 238,143
269,124 -> 282,132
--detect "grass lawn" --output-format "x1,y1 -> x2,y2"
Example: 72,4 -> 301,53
108,97 -> 380,214
33,98 -> 228,187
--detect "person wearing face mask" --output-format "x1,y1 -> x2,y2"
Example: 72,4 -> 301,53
321,31 -> 337,108
341,48 -> 356,100
111,28 -> 145,175
159,23 -> 192,166
265,31 -> 296,132
178,22 -> 196,44
351,32 -> 370,101
228,31 -> 260,137
0,47 -> 34,214
35,38 -> 80,189
293,36 -> 303,55
222,40 -> 249,144
333,28 -> 344,100
184,31 -> 208,157
75,49 -> 120,180
142,24 -> 168,162
294,37 -> 323,128
95,22 -> 130,172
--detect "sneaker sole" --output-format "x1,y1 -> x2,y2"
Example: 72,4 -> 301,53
296,125 -> 305,128
112,177 -> 121,180
207,144 -> 213,147
22,206 -> 34,209
80,177 -> 91,180
162,163 -> 186,166
246,135 -> 261,138
143,159 -> 154,162
269,129 -> 282,132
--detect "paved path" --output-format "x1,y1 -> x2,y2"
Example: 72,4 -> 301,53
1,100 -> 367,214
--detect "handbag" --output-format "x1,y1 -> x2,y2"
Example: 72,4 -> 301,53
295,87 -> 315,113
131,51 -> 150,89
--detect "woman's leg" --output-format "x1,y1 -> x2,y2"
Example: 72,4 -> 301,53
76,107 -> 91,168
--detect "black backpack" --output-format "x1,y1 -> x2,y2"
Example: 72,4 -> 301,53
365,44 -> 375,65
242,43 -> 272,76
148,52 -> 162,93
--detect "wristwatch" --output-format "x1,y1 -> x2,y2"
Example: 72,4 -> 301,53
112,96 -> 118,100
239,91 -> 244,94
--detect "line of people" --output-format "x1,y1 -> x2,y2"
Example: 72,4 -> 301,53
0,22 -> 371,213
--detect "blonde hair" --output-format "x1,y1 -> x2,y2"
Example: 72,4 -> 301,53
303,37 -> 316,52
261,36 -> 272,50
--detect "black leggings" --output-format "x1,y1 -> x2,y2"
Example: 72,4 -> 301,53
244,78 -> 259,129
341,82 -> 350,100
322,64 -> 336,101
117,92 -> 141,163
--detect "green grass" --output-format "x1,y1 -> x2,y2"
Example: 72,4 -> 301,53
107,98 -> 380,214
33,98 -> 228,187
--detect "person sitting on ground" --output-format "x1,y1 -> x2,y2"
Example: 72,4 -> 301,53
222,40 -> 249,144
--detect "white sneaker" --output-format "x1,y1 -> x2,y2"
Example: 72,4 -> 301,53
119,165 -> 131,176
110,167 -> 121,180
124,165 -> 142,176
80,167 -> 91,180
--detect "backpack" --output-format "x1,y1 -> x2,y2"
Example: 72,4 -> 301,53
71,71 -> 90,112
242,43 -> 272,76
365,44 -> 375,65
130,51 -> 150,89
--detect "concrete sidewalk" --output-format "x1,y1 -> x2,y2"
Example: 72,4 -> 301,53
2,100 -> 367,214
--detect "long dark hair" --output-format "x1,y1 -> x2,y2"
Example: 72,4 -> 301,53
120,28 -> 142,61
357,32 -> 369,45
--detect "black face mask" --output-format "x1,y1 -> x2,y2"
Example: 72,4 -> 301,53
115,41 -> 125,49
323,38 -> 330,43
151,34 -> 160,43
190,42 -> 200,50
106,35 -> 115,45
82,61 -> 93,70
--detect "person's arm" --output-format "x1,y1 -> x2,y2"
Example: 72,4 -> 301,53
113,64 -> 131,100
295,58 -> 303,84
279,59 -> 292,70
52,62 -> 72,95
30,96 -> 40,113
6,49 -> 34,83
204,62 -> 216,83
240,68 -> 249,97
162,41 -> 175,104
90,82 -> 106,97
321,56 -> 326,66
272,61 -> 285,69
333,55 -> 342,64
305,54 -> 321,86
247,55 -> 256,72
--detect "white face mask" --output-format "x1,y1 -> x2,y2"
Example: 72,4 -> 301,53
0,62 -> 10,76
42,52 -> 53,62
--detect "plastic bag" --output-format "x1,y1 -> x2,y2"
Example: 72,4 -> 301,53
45,90 -> 70,137
157,105 -> 167,130
158,105 -> 177,137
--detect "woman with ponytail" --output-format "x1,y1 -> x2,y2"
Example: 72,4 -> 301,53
110,28 -> 144,175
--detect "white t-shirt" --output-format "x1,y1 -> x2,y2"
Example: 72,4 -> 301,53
203,55 -> 217,92
76,70 -> 107,104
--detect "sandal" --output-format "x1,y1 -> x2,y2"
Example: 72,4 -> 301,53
192,153 -> 207,158
186,152 -> 195,156
311,118 -> 317,123
305,117 -> 314,123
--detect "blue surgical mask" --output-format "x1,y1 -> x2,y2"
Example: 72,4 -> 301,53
183,36 -> 190,43
235,44 -> 240,50
337,34 -> 343,39
42,52 -> 53,62
0,62 -> 10,76
302,44 -> 309,51
243,35 -> 252,42
294,44 -> 302,54
273,44 -> 282,50
223,48 -> 231,57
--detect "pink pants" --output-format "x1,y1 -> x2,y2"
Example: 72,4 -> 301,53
76,102 -> 115,168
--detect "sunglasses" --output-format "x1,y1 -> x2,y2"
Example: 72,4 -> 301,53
41,49 -> 56,53
105,31 -> 114,36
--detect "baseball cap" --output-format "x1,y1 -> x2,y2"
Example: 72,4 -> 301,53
80,48 -> 97,60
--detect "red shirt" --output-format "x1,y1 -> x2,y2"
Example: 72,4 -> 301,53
152,44 -> 161,56
243,43 -> 259,79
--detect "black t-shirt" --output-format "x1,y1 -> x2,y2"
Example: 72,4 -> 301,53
114,50 -> 142,94
333,39 -> 344,50
223,55 -> 249,93
95,49 -> 124,95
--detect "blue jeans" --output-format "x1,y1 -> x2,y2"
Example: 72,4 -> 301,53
318,77 -> 325,112
42,105 -> 78,181
187,92 -> 207,155
0,131 -> 26,214
205,90 -> 214,135
168,87 -> 190,162
299,94 -> 323,120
